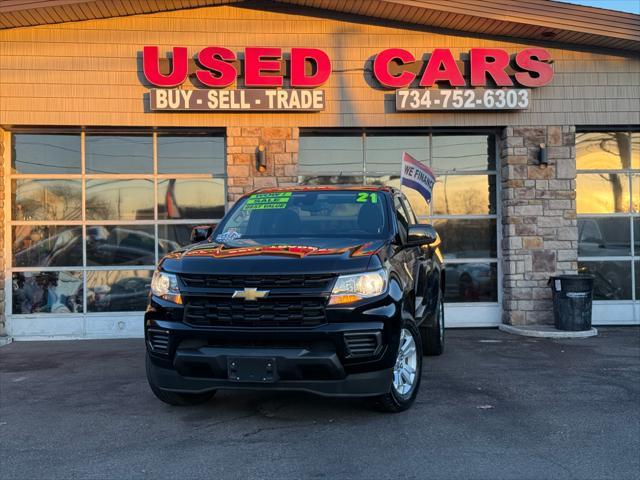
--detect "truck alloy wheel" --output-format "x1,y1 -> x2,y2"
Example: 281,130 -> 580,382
393,328 -> 419,397
374,322 -> 423,412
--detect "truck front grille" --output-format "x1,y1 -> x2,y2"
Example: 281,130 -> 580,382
183,297 -> 327,328
180,273 -> 335,291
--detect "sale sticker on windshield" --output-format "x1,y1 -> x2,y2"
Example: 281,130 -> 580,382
243,192 -> 293,210
216,229 -> 242,243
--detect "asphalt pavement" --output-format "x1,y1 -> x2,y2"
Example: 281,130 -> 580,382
1,327 -> 639,480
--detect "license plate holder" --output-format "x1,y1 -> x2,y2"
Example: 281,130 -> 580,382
228,357 -> 278,383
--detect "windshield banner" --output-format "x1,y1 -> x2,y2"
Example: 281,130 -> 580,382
400,152 -> 436,203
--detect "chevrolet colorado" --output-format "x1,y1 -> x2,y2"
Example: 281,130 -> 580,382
145,186 -> 444,412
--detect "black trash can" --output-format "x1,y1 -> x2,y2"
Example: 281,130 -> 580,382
548,274 -> 594,331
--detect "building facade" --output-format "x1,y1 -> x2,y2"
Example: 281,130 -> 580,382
0,0 -> 639,339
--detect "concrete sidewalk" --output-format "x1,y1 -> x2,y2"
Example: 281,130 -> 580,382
1,328 -> 638,480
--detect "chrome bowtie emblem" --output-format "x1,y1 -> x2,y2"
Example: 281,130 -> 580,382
232,288 -> 269,301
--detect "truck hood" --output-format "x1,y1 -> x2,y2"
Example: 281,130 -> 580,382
160,237 -> 387,275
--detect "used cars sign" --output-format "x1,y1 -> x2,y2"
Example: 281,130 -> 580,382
142,46 -> 553,112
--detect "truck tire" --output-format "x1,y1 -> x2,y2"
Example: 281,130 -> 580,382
421,293 -> 445,356
374,321 -> 422,413
146,354 -> 216,406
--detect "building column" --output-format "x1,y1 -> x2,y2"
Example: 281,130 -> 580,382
226,127 -> 299,204
500,126 -> 578,325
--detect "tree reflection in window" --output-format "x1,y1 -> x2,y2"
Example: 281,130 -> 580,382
577,130 -> 639,303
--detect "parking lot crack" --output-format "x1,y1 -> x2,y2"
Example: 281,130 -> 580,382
241,421 -> 318,439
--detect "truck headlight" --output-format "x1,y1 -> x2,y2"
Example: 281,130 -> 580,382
151,271 -> 182,304
329,269 -> 388,305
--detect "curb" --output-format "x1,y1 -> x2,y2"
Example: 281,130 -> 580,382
0,336 -> 14,347
499,324 -> 598,339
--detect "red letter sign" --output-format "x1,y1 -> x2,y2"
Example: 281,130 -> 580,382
244,47 -> 283,87
290,48 -> 331,87
470,48 -> 513,87
196,47 -> 237,87
419,49 -> 465,87
373,48 -> 416,88
515,48 -> 554,87
143,46 -> 188,87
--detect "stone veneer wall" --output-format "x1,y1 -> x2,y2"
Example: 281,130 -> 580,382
226,127 -> 299,204
500,125 -> 578,325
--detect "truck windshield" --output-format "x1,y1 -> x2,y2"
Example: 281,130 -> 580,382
215,190 -> 389,240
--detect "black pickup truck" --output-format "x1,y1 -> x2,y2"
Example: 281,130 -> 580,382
145,186 -> 445,412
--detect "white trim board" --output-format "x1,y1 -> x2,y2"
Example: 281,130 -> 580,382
7,314 -> 144,340
592,301 -> 639,325
445,303 -> 501,328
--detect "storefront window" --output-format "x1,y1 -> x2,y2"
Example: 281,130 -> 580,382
365,135 -> 428,176
12,225 -> 83,268
11,133 -> 81,175
85,134 -> 153,174
578,260 -> 633,300
300,130 -> 498,303
431,175 -> 496,216
12,179 -> 82,221
86,270 -> 153,312
576,173 -> 631,214
85,179 -> 155,220
157,224 -> 208,257
432,219 -> 497,259
86,225 -> 156,266
432,135 -> 495,172
157,134 -> 225,174
12,271 -> 83,315
9,130 -> 225,315
576,130 -> 639,303
299,135 -> 363,175
157,178 -> 225,219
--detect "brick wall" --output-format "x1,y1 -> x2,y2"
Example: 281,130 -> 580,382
226,127 -> 299,204
500,125 -> 578,325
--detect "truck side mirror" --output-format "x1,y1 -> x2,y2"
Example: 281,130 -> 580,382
407,224 -> 438,247
190,225 -> 213,243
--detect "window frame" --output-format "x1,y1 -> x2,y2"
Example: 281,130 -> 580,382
576,128 -> 640,303
5,128 -> 226,317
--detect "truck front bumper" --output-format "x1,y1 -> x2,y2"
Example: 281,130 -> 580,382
147,348 -> 393,397
145,290 -> 404,398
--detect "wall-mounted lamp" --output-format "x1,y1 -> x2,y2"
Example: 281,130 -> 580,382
538,143 -> 548,167
256,144 -> 267,172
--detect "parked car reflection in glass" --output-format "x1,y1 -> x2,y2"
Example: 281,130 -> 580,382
13,225 -> 83,268
157,224 -> 207,256
444,262 -> 497,302
86,270 -> 152,312
578,217 -> 632,300
578,217 -> 631,257
12,271 -> 83,314
578,261 -> 632,300
86,226 -> 166,266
